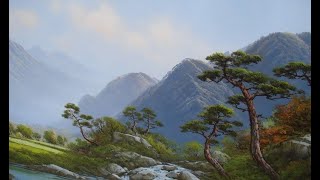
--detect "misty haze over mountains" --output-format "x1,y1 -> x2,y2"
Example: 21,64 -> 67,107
9,32 -> 311,141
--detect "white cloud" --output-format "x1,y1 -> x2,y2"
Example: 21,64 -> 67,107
65,2 -> 211,68
10,9 -> 39,33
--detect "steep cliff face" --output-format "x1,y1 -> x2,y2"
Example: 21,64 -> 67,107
122,59 -> 235,142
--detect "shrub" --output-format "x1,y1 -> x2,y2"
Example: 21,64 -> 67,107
16,125 -> 33,139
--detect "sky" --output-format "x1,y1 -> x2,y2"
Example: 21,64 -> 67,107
9,0 -> 311,91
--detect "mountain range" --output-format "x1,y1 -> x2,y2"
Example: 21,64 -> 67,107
9,32 -> 311,142
78,72 -> 158,118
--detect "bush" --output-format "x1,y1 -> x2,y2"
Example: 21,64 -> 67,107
32,132 -> 41,141
57,135 -> 67,146
91,117 -> 126,145
9,121 -> 16,136
145,134 -> 177,161
183,141 -> 203,161
43,130 -> 57,144
16,125 -> 33,139
280,160 -> 310,180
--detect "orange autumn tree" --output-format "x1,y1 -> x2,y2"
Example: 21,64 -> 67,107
259,96 -> 310,149
273,96 -> 311,135
259,125 -> 293,149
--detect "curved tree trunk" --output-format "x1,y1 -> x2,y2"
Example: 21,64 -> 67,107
144,119 -> 151,135
79,126 -> 98,146
204,139 -> 230,179
242,89 -> 280,180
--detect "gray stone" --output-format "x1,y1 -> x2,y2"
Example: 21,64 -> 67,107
106,163 -> 126,175
162,165 -> 177,171
106,174 -> 121,180
113,151 -> 161,169
129,168 -> 157,180
211,151 -> 231,164
113,132 -> 152,149
177,171 -> 200,180
29,164 -> 86,179
166,171 -> 178,178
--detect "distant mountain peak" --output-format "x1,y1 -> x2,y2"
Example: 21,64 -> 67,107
78,72 -> 158,118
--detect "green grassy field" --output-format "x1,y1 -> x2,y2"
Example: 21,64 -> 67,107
9,137 -> 107,176
9,137 -> 66,154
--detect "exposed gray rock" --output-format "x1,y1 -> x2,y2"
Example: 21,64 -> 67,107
265,134 -> 311,165
177,161 -> 212,171
177,171 -> 200,180
28,164 -> 86,179
166,171 -> 178,178
113,151 -> 161,169
129,168 -> 157,180
211,151 -> 231,164
106,173 -> 121,180
105,163 -> 126,175
113,132 -> 152,149
162,165 -> 177,171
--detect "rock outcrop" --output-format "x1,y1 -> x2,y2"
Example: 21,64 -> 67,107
113,132 -> 152,149
28,164 -> 86,179
113,151 -> 161,169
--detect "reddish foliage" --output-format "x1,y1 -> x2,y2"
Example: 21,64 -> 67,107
274,96 -> 311,135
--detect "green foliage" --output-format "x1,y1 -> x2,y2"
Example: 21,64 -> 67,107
273,61 -> 311,86
141,107 -> 163,134
43,130 -> 57,144
9,121 -> 16,136
57,135 -> 66,146
15,132 -> 23,139
62,103 -> 97,145
32,132 -> 41,141
183,141 -> 204,160
145,134 -> 177,161
279,160 -> 310,180
9,140 -> 107,176
16,124 -> 33,139
223,154 -> 269,180
181,105 -> 242,140
199,51 -> 297,101
62,103 -> 94,129
67,138 -> 90,151
122,106 -> 142,134
91,117 -> 126,144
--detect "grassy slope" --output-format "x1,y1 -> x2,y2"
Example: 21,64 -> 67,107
10,137 -> 66,154
9,137 -> 107,176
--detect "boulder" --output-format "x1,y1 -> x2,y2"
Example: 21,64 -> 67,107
113,151 -> 161,169
162,165 -> 177,171
105,174 -> 121,180
176,161 -> 212,172
264,134 -> 311,169
166,171 -> 178,178
113,132 -> 152,149
129,168 -> 157,180
211,151 -> 231,164
105,163 -> 126,175
28,164 -> 86,179
177,171 -> 200,180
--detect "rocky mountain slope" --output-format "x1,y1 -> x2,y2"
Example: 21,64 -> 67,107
119,59 -> 236,142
